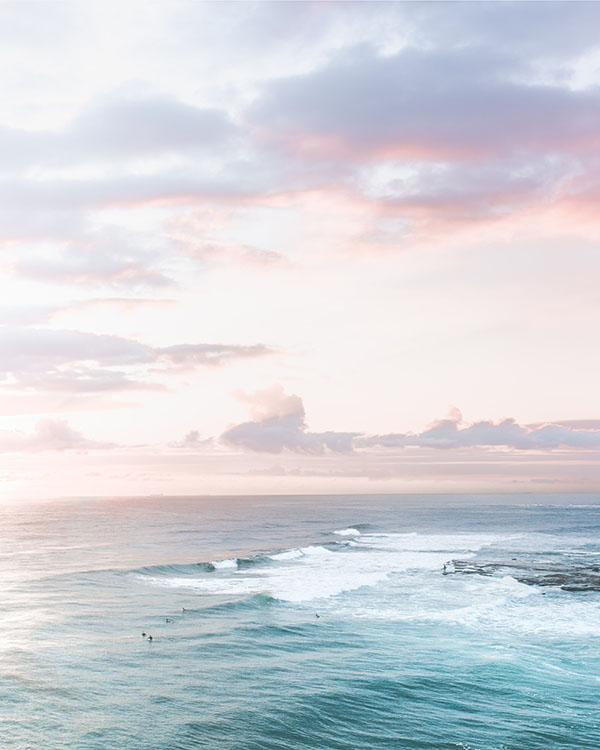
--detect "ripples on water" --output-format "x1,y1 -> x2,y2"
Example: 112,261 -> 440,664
1,494 -> 600,749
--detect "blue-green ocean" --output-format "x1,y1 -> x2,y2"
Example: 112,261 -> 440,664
1,493 -> 599,749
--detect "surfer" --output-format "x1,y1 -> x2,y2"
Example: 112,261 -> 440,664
315,613 -> 320,618
141,632 -> 146,637
147,635 -> 153,642
166,618 -> 173,623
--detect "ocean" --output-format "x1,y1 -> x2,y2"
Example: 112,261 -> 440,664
1,493 -> 599,749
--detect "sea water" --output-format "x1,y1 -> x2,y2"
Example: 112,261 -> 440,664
1,493 -> 599,749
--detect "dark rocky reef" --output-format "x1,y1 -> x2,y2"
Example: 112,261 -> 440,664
444,558 -> 600,592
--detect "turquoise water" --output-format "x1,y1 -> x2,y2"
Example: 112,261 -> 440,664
1,493 -> 599,749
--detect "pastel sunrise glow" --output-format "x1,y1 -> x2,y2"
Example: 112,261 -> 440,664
1,0 -> 599,500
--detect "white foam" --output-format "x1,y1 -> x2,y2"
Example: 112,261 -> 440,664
342,567 -> 600,638
268,549 -> 303,561
212,558 -> 238,570
269,545 -> 333,561
144,544 -> 450,603
299,545 -> 333,557
355,532 -> 509,554
139,531 -> 526,609
561,550 -> 592,555
333,528 -> 361,536
152,564 -> 600,637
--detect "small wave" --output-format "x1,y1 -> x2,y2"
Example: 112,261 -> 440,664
268,545 -> 333,562
333,528 -> 361,536
211,558 -> 238,570
299,545 -> 333,557
131,556 -> 266,577
269,549 -> 303,561
239,592 -> 279,608
356,532 -> 510,554
209,556 -> 266,571
133,562 -> 212,577
517,503 -> 600,508
199,593 -> 280,614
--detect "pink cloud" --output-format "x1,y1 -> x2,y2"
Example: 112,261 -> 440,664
365,414 -> 600,450
222,386 -> 357,454
250,46 -> 600,163
0,419 -> 112,453
169,430 -> 214,450
0,327 -> 274,394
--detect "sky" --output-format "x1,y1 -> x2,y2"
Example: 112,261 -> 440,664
1,0 -> 600,500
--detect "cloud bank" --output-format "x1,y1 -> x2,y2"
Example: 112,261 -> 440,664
221,388 -> 600,454
365,413 -> 600,451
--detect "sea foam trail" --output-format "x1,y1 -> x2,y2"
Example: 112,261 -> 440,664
355,532 -> 511,553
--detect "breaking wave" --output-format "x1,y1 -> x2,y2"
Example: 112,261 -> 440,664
133,532 -> 508,604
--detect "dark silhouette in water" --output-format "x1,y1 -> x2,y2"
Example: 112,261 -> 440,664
166,618 -> 173,623
141,632 -> 146,637
315,613 -> 320,618
147,635 -> 153,642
